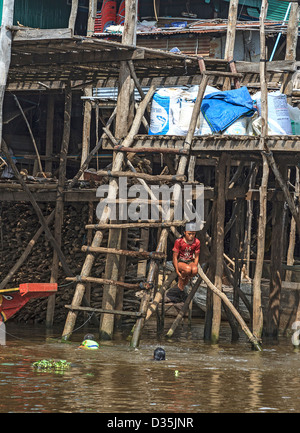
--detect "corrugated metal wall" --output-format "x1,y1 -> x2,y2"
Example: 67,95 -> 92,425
137,34 -> 211,56
13,0 -> 71,29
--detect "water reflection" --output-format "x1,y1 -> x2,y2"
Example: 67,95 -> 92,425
0,319 -> 299,413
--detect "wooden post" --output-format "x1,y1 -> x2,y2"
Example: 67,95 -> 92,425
223,0 -> 239,91
87,0 -> 98,36
80,87 -> 92,180
244,163 -> 258,276
286,167 -> 299,282
68,0 -> 79,34
0,0 -> 14,151
211,153 -> 227,344
46,84 -> 72,328
252,156 -> 269,339
266,185 -> 284,338
252,0 -> 269,340
280,2 -> 299,103
45,95 -> 55,174
99,0 -> 139,341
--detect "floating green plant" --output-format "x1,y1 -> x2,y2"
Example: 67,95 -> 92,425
32,359 -> 71,372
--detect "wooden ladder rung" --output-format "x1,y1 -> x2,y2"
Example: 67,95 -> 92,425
203,70 -> 243,78
66,276 -> 153,291
65,304 -> 145,318
84,170 -> 186,183
113,146 -> 189,155
85,220 -> 186,230
81,245 -> 166,259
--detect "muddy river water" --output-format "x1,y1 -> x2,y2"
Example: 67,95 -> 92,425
0,318 -> 299,414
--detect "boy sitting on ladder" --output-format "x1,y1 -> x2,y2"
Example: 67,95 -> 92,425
172,223 -> 200,291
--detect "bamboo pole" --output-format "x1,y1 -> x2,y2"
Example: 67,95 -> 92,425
46,84 -> 72,328
0,0 -> 14,152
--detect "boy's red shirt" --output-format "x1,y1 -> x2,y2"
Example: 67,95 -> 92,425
172,237 -> 200,261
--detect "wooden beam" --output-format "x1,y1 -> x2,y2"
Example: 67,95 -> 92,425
0,0 -> 15,150
68,0 -> 79,34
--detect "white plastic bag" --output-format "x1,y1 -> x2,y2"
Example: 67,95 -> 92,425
149,88 -> 182,135
253,91 -> 292,135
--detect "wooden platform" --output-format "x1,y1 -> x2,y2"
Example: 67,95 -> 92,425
102,134 -> 300,153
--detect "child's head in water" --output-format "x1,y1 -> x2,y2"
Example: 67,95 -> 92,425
154,347 -> 165,361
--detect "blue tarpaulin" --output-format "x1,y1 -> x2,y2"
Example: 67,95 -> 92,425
201,86 -> 256,134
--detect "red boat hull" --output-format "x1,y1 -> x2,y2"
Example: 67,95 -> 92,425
0,283 -> 57,322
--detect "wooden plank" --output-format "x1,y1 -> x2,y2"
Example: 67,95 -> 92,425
102,135 -> 300,152
282,281 -> 300,290
12,28 -> 73,41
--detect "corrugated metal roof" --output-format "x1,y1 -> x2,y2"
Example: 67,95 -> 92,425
0,0 -> 3,25
244,0 -> 290,21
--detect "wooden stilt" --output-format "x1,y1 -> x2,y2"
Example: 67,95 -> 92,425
252,156 -> 269,339
252,0 -> 269,341
266,164 -> 286,337
0,0 -> 15,151
80,87 -> 92,180
211,153 -> 227,344
45,95 -> 55,175
46,84 -> 72,328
